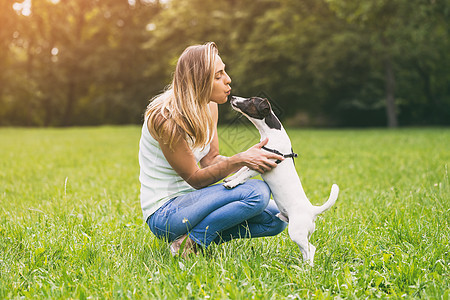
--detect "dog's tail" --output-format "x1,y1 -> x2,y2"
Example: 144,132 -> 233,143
314,184 -> 339,216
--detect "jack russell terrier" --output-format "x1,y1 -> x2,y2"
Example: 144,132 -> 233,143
223,96 -> 339,265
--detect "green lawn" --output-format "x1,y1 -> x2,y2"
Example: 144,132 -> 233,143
0,126 -> 448,299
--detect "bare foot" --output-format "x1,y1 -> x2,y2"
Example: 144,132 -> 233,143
169,234 -> 198,258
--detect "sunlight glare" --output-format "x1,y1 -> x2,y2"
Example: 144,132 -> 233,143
51,47 -> 59,56
12,0 -> 32,16
146,23 -> 156,31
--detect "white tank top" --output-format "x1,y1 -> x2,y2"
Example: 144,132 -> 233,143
139,117 -> 211,221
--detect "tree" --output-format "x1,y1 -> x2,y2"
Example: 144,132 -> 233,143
0,0 -> 19,124
325,0 -> 449,127
1,0 -> 448,126
1,0 -> 160,126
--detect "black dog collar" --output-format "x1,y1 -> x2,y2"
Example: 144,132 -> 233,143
261,146 -> 298,164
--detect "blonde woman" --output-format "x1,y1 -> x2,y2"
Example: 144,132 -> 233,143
139,42 -> 286,257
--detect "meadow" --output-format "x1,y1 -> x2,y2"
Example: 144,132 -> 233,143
0,126 -> 448,299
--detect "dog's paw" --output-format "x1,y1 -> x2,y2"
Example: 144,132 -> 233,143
222,183 -> 233,189
223,181 -> 238,189
224,172 -> 241,183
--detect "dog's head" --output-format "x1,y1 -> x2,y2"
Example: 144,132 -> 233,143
230,96 -> 282,130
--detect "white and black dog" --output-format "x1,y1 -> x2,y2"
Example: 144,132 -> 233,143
224,96 -> 339,265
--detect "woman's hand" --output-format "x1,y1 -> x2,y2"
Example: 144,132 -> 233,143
236,138 -> 284,174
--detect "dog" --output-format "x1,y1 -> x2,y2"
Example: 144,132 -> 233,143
223,96 -> 339,265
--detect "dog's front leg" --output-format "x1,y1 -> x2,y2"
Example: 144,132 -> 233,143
223,166 -> 249,183
223,167 -> 258,189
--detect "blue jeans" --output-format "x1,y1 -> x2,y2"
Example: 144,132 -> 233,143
147,179 -> 287,248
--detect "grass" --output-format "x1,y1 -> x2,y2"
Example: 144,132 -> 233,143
0,126 -> 449,299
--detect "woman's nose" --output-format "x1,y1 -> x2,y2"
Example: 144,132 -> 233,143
225,72 -> 231,84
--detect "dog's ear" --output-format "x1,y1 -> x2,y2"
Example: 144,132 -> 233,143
265,111 -> 282,130
259,99 -> 271,117
261,99 -> 282,130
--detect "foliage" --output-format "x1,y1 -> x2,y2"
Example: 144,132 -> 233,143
0,126 -> 449,298
1,0 -> 160,126
325,0 -> 450,127
0,0 -> 449,126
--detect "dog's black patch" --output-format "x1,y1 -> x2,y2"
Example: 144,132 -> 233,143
234,97 -> 270,120
231,97 -> 282,130
265,112 -> 282,130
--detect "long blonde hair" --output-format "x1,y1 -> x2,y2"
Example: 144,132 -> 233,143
145,42 -> 218,149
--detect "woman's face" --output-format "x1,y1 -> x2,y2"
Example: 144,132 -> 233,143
210,55 -> 231,104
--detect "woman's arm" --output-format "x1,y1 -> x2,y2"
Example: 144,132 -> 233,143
150,102 -> 284,189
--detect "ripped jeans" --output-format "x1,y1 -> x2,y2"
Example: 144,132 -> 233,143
147,179 -> 287,248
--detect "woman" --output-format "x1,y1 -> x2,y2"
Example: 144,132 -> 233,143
139,42 -> 287,257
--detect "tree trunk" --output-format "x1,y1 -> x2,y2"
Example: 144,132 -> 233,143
62,80 -> 76,126
62,7 -> 85,126
25,36 -> 35,126
384,56 -> 398,128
